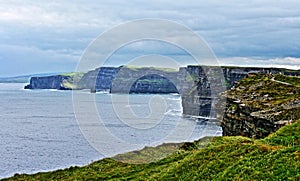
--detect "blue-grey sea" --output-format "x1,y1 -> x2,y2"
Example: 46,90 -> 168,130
0,83 -> 221,178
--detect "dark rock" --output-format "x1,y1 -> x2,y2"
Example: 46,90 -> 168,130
110,66 -> 182,94
218,74 -> 300,139
24,75 -> 69,89
181,66 -> 300,117
23,65 -> 300,139
24,65 -> 300,123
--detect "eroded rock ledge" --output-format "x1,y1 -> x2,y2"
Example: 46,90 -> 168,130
219,74 -> 300,139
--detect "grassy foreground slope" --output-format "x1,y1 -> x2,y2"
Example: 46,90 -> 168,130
5,120 -> 300,181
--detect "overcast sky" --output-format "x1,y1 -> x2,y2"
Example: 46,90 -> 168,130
1,0 -> 300,76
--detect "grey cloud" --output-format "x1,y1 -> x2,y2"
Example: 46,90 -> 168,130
0,0 -> 300,76
0,44 -> 78,76
219,57 -> 300,70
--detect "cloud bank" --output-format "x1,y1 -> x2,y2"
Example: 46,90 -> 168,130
0,0 -> 300,76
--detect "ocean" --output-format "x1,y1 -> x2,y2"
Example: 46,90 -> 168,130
0,83 -> 221,178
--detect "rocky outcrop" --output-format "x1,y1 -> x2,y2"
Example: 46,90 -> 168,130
77,67 -> 120,91
218,74 -> 300,139
24,66 -> 300,139
221,67 -> 284,88
24,66 -> 300,120
70,66 -> 185,94
24,75 -> 70,89
110,67 -> 182,94
181,66 -> 224,117
181,66 -> 300,117
24,66 -> 185,93
117,74 -> 178,94
25,66 -> 299,92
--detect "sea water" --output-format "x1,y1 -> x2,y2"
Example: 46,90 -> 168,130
0,83 -> 221,178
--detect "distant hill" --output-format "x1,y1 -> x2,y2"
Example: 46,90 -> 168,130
0,73 -> 63,83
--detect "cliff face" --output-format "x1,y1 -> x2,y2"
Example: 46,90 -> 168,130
24,66 -> 300,121
78,67 -> 120,91
24,75 -> 70,89
121,74 -> 178,94
25,66 -> 299,92
24,66 -> 300,139
24,66 -> 184,93
181,66 -> 300,117
219,74 -> 300,139
110,67 -> 181,94
181,66 -> 224,117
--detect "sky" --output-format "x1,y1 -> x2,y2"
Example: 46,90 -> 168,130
0,0 -> 300,77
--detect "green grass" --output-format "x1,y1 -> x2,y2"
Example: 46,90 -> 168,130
5,120 -> 300,181
262,119 -> 300,147
135,79 -> 170,84
221,74 -> 300,139
229,74 -> 300,108
60,72 -> 85,77
125,65 -> 179,72
59,72 -> 85,89
274,74 -> 300,87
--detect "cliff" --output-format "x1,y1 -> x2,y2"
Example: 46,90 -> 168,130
24,66 -> 300,120
25,66 -> 184,94
181,66 -> 300,117
110,66 -> 181,94
77,67 -> 120,91
219,74 -> 300,139
25,66 -> 299,92
24,75 -> 70,89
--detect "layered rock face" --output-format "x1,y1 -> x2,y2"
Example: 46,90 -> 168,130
219,74 -> 300,139
181,66 -> 300,117
110,67 -> 182,94
24,75 -> 69,89
24,66 -> 300,138
25,66 -> 299,92
116,74 -> 178,94
181,66 -> 225,117
24,66 -> 300,119
222,67 -> 284,88
24,66 -> 185,93
78,67 -> 120,91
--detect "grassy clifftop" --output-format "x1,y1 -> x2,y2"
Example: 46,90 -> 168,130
5,119 -> 300,180
59,72 -> 85,90
124,65 -> 179,72
221,74 -> 300,139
